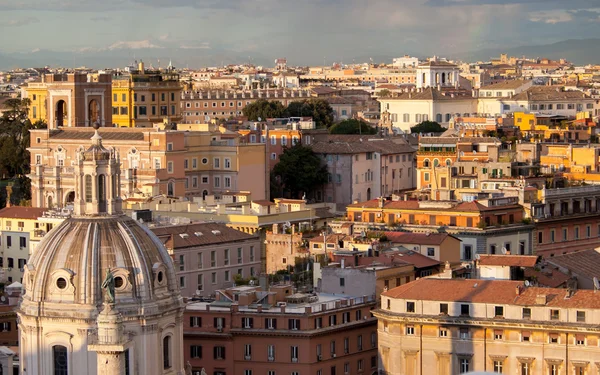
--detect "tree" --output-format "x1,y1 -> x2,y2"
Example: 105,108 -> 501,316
272,144 -> 329,199
242,99 -> 285,121
377,89 -> 391,98
284,99 -> 334,128
329,119 -> 377,135
410,121 -> 445,134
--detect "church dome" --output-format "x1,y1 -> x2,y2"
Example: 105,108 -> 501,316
21,215 -> 180,309
82,130 -> 111,161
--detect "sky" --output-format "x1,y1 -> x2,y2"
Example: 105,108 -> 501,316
1,0 -> 600,64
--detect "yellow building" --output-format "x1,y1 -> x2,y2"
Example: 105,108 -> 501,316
0,207 -> 60,283
111,62 -> 183,128
376,278 -> 600,375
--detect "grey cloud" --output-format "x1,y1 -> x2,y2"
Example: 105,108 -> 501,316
2,17 -> 40,27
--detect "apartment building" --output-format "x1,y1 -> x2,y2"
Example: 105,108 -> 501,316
529,185 -> 600,258
376,278 -> 600,375
0,207 -> 50,283
183,284 -> 378,375
28,124 -> 267,209
180,89 -> 311,123
22,72 -> 113,128
346,197 -> 533,263
416,136 -> 515,200
151,223 -> 262,298
309,136 -> 416,211
514,112 -> 592,143
111,64 -> 183,128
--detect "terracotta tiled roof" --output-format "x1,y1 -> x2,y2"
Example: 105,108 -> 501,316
512,86 -> 592,102
480,80 -> 530,90
384,232 -> 458,246
382,278 -> 600,308
477,254 -> 539,268
524,266 -> 570,288
380,87 -> 473,101
252,200 -> 275,206
548,249 -> 600,281
309,138 -> 415,155
151,223 -> 256,248
49,129 -> 145,141
347,199 -> 519,213
0,207 -> 47,220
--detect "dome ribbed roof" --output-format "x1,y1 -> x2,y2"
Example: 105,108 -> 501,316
22,215 -> 180,308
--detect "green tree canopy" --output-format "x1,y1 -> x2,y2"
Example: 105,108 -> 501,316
242,99 -> 286,121
410,121 -> 445,134
377,89 -> 391,98
328,119 -> 378,135
284,99 -> 334,128
272,144 -> 329,199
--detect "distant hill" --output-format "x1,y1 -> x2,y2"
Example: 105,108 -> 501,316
455,39 -> 600,65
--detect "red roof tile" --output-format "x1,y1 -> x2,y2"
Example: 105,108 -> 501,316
0,207 -> 47,220
478,254 -> 539,268
384,232 -> 458,246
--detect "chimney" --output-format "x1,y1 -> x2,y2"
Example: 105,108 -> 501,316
535,294 -> 548,305
515,285 -> 521,296
341,258 -> 345,269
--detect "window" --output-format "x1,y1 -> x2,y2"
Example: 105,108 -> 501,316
439,328 -> 448,337
521,363 -> 530,375
244,371 -> 252,375
190,345 -> 202,359
265,317 -> 277,329
522,308 -> 531,319
163,336 -> 172,369
242,317 -> 254,328
224,158 -> 231,169
224,249 -> 230,265
167,161 -> 173,173
521,331 -> 530,342
20,237 -> 26,248
440,303 -> 448,315
315,317 -> 322,329
549,364 -> 559,375
342,312 -> 350,323
330,340 -> 336,356
576,334 -> 585,346
85,175 -> 92,203
214,177 -> 220,188
224,176 -> 231,188
53,345 -> 68,375
550,309 -> 560,320
460,304 -> 470,316
460,358 -> 470,373
549,333 -> 559,344
493,360 -> 503,373
329,315 -> 337,326
495,306 -> 504,317
271,136 -> 277,145
371,331 -> 376,348
405,325 -> 415,335
406,301 -> 415,313
357,335 -> 363,350
427,247 -> 435,257
494,329 -> 503,340
244,344 -> 252,359
268,344 -> 275,361
577,311 -> 586,322
291,346 -> 298,362
224,270 -> 230,282
459,328 -> 469,340
179,276 -> 185,288
211,272 -> 217,284
214,346 -> 225,360
357,359 -> 364,371
288,319 -> 300,330
213,158 -> 220,168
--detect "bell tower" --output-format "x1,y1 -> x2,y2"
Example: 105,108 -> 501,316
74,124 -> 123,216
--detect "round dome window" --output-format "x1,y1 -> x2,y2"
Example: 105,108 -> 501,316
201,158 -> 208,164
115,276 -> 124,288
56,278 -> 67,290
158,271 -> 164,283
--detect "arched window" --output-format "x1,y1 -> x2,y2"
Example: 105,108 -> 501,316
47,195 -> 53,208
167,181 -> 175,196
436,113 -> 442,122
445,159 -> 452,166
53,345 -> 68,375
423,159 -> 430,168
445,113 -> 451,122
98,174 -> 106,212
163,336 -> 172,369
435,73 -> 440,85
442,72 -> 446,85
85,175 -> 92,203
433,159 -> 440,167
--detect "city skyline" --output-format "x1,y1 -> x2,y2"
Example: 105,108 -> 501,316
1,0 -> 600,68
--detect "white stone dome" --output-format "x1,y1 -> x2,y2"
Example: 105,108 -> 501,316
21,215 -> 180,309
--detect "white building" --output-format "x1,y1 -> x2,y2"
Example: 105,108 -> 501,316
18,129 -> 185,375
416,58 -> 460,89
393,55 -> 419,68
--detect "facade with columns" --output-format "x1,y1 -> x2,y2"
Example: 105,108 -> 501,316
22,73 -> 113,128
18,129 -> 186,375
530,185 -> 600,258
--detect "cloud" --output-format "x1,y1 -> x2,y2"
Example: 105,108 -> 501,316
179,43 -> 211,49
108,40 -> 161,50
3,16 -> 39,27
90,16 -> 110,21
529,10 -> 574,23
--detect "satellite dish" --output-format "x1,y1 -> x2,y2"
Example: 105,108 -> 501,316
524,280 -> 530,287
475,253 -> 480,260
501,247 -> 507,254
195,290 -> 202,296
0,296 -> 5,302
594,277 -> 600,290
258,117 -> 262,122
